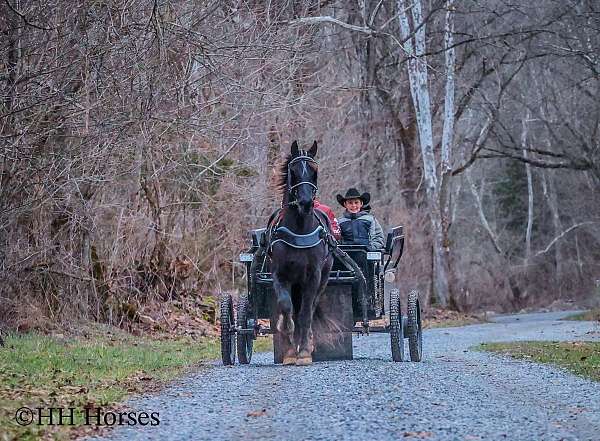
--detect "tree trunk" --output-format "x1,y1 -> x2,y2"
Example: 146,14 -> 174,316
439,0 -> 456,307
522,111 -> 533,306
541,170 -> 564,295
523,114 -> 533,263
397,0 -> 453,306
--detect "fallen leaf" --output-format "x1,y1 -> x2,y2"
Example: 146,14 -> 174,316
403,431 -> 433,439
247,408 -> 267,417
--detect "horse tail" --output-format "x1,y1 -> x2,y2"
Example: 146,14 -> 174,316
312,303 -> 344,349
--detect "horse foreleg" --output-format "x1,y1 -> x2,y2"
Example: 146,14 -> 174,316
273,275 -> 296,365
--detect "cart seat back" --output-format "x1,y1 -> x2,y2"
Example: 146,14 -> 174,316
384,226 -> 404,270
251,228 -> 267,248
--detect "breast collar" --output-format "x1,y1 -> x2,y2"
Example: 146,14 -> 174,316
268,210 -> 331,251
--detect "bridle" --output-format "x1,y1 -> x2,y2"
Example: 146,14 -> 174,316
287,153 -> 318,208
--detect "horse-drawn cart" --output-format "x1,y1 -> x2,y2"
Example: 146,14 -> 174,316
220,225 -> 423,365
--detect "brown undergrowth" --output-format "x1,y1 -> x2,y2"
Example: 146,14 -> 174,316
2,294 -> 220,342
423,308 -> 488,329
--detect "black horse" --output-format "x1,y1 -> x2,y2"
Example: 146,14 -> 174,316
270,140 -> 333,366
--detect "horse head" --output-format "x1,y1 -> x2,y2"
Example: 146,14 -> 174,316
288,140 -> 318,215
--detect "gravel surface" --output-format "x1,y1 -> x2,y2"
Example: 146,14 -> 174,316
90,311 -> 600,441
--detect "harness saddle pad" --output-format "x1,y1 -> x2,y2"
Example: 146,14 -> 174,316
271,225 -> 325,249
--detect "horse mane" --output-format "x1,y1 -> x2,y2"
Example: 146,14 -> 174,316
273,153 -> 292,200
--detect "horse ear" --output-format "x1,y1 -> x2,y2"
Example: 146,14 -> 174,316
291,140 -> 299,157
308,141 -> 318,158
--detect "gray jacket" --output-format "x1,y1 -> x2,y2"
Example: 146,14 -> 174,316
338,210 -> 385,250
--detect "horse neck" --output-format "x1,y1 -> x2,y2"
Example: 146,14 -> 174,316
280,200 -> 317,234
281,189 -> 290,207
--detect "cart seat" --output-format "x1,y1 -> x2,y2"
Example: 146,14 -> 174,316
331,245 -> 370,272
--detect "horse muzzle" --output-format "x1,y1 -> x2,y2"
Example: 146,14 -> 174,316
298,199 -> 314,215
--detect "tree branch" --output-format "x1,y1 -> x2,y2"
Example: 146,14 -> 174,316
534,221 -> 599,258
452,115 -> 493,176
286,16 -> 377,36
480,147 -> 591,170
3,0 -> 54,31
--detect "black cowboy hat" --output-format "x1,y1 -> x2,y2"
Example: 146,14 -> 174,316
336,188 -> 370,207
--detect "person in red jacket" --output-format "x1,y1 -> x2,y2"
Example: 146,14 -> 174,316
314,198 -> 341,240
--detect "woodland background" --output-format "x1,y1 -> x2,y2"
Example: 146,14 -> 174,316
1,0 -> 599,333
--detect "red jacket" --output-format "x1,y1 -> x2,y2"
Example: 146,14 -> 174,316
314,200 -> 341,240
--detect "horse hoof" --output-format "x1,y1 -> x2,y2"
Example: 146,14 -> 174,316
295,356 -> 312,366
283,356 -> 297,365
296,350 -> 312,366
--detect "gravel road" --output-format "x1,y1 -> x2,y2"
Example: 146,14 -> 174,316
91,311 -> 600,441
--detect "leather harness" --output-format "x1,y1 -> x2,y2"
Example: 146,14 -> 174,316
267,209 -> 333,252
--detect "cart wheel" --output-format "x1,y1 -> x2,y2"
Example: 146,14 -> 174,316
389,288 -> 404,362
407,290 -> 423,362
373,272 -> 383,316
236,295 -> 254,364
220,294 -> 235,366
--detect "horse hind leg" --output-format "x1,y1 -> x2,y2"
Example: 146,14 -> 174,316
296,269 -> 330,366
294,321 -> 313,367
296,284 -> 323,366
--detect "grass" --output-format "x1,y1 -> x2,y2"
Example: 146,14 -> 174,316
0,332 -> 272,440
481,341 -> 600,382
562,308 -> 600,322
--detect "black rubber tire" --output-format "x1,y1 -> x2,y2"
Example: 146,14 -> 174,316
407,289 -> 423,362
373,271 -> 384,316
373,272 -> 380,315
236,295 -> 253,364
220,294 -> 235,366
389,288 -> 404,362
